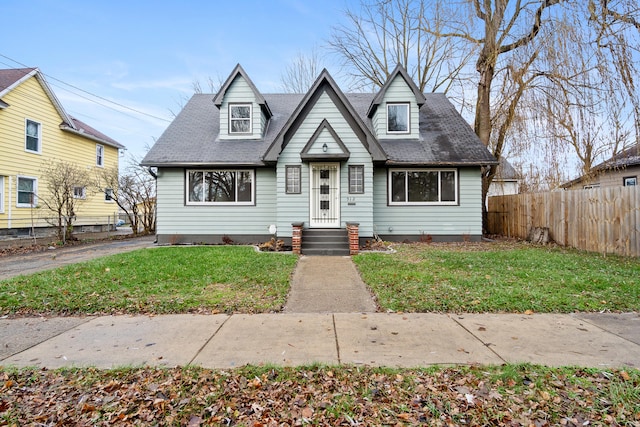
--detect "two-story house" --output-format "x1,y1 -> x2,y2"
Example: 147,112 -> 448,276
141,64 -> 496,254
0,68 -> 124,236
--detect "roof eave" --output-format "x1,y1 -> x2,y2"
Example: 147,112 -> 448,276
60,125 -> 125,149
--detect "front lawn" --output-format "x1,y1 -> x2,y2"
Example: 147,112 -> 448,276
354,242 -> 640,313
0,246 -> 297,316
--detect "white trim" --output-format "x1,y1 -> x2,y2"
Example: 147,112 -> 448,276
386,102 -> 410,134
186,169 -> 255,205
73,186 -> 86,199
228,103 -> 253,134
25,118 -> 42,154
96,144 -> 105,167
309,163 -> 340,228
388,168 -> 458,205
16,175 -> 38,208
0,176 -> 4,213
104,188 -> 115,203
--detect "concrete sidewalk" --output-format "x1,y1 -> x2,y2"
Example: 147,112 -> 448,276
1,312 -> 639,369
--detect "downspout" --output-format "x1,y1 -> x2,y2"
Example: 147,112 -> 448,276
8,176 -> 12,229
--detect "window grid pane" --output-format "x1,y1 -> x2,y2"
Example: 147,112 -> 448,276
286,166 -> 301,194
349,165 -> 364,193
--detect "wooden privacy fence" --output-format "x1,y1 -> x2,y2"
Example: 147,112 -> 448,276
487,186 -> 640,257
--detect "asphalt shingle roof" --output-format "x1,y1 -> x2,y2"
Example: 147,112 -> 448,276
142,92 -> 496,167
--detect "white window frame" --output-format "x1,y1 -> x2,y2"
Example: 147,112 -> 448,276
387,103 -> 410,134
25,119 -> 42,153
96,144 -> 104,167
349,165 -> 365,194
229,103 -> 252,134
186,169 -> 255,205
0,176 -> 4,213
104,188 -> 114,203
388,168 -> 458,206
285,165 -> 301,194
73,186 -> 86,199
17,175 -> 38,208
623,176 -> 637,186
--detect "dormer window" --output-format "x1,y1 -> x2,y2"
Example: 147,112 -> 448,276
229,103 -> 252,134
387,103 -> 409,133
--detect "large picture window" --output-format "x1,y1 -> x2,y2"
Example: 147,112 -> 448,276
389,169 -> 457,205
229,104 -> 252,134
387,103 -> 409,133
25,119 -> 41,153
187,169 -> 254,205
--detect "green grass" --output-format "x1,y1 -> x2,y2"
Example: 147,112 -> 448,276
0,246 -> 298,316
354,242 -> 640,313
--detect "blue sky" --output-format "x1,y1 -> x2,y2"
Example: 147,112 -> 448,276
2,0 -> 354,159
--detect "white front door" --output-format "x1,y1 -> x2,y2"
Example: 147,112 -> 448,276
310,163 -> 340,228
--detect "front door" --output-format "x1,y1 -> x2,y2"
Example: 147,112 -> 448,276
310,163 -> 340,228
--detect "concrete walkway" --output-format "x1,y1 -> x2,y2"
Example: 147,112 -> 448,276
1,312 -> 639,369
1,247 -> 639,370
284,256 -> 377,313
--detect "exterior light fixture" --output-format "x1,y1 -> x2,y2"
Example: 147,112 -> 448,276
322,143 -> 328,152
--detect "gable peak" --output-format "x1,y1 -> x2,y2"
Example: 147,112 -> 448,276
213,63 -> 272,117
367,64 -> 426,117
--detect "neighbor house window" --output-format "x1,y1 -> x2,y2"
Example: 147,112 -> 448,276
25,119 -> 41,153
389,169 -> 457,205
387,103 -> 409,133
623,176 -> 637,186
349,165 -> 364,194
285,166 -> 301,194
104,188 -> 114,202
187,169 -> 254,205
96,144 -> 104,167
229,103 -> 252,134
17,176 -> 37,207
73,186 -> 86,199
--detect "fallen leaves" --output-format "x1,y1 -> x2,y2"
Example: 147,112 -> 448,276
0,365 -> 638,425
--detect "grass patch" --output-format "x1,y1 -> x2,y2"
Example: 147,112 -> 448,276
1,364 -> 638,425
0,246 -> 298,316
354,242 -> 640,313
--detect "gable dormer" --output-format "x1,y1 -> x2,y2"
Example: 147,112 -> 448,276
213,64 -> 272,140
367,64 -> 426,140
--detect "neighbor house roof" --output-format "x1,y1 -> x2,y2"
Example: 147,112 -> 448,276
142,73 -> 496,168
561,143 -> 640,188
0,67 -> 125,149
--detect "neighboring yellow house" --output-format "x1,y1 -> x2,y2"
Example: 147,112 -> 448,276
0,67 -> 124,236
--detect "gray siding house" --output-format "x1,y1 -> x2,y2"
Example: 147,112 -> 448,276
141,64 -> 496,253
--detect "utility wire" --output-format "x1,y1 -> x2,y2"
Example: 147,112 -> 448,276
0,53 -> 171,123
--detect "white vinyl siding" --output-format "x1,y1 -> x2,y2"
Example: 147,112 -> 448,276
374,167 -> 483,236
156,168 -> 276,235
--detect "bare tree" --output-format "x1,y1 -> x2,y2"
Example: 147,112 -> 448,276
328,0 -> 474,92
39,160 -> 91,241
97,155 -> 156,235
280,48 -> 324,93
